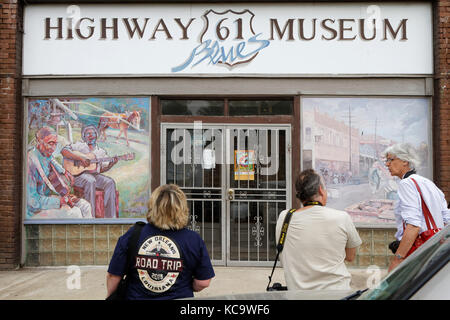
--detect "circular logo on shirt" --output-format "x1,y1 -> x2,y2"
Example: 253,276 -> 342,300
135,235 -> 184,293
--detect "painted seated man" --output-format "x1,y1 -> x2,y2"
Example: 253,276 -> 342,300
61,125 -> 118,218
27,127 -> 92,219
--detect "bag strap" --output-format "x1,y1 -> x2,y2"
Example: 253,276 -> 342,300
410,178 -> 437,230
124,221 -> 146,280
266,208 -> 296,291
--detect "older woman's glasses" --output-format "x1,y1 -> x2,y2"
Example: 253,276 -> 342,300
385,157 -> 397,164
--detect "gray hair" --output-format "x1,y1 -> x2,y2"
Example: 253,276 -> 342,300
383,143 -> 421,170
36,126 -> 56,141
81,125 -> 98,142
295,169 -> 326,202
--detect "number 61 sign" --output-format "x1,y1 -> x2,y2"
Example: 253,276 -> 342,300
172,9 -> 270,72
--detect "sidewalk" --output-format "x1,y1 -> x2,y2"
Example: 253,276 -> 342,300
0,266 -> 386,300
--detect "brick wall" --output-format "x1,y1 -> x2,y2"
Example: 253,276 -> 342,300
0,0 -> 23,270
434,0 -> 450,200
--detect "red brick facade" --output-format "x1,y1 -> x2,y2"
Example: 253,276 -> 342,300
0,0 -> 23,269
0,1 -> 449,269
434,1 -> 450,198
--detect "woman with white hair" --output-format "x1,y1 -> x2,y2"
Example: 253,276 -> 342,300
383,143 -> 449,272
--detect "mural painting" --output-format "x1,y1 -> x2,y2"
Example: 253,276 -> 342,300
26,97 -> 150,220
301,97 -> 431,224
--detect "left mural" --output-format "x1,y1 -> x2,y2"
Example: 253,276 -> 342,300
26,97 -> 150,220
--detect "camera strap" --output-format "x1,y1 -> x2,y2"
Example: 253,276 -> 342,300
266,208 -> 296,291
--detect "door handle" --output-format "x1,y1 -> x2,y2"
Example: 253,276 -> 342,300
227,189 -> 235,200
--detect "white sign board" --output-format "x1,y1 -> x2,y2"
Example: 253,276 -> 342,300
23,3 -> 433,76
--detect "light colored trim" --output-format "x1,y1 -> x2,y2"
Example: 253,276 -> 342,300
147,97 -> 152,199
22,74 -> 433,79
425,78 -> 434,96
21,97 -> 29,266
22,77 -> 433,97
160,123 -> 167,186
23,218 -> 147,225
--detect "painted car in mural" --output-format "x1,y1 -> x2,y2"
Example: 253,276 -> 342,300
301,97 -> 431,224
26,97 -> 150,220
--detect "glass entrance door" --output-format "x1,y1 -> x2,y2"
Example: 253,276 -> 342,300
226,126 -> 290,266
161,124 -> 291,266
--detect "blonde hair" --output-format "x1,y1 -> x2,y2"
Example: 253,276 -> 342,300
147,184 -> 189,230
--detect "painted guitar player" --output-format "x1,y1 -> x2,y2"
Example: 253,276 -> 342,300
61,125 -> 134,218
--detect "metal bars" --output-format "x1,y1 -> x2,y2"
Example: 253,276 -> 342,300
162,124 -> 290,266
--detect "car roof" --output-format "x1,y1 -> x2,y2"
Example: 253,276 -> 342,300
189,289 -> 355,300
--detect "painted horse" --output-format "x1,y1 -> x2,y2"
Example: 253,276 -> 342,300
98,110 -> 141,146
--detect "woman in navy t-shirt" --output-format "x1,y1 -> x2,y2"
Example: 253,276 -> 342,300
106,184 -> 215,300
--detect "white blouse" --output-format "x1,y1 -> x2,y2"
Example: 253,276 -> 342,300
394,173 -> 450,240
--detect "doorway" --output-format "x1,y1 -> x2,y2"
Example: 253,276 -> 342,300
161,123 -> 291,266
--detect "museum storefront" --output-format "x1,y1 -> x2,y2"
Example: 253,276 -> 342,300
20,2 -> 434,267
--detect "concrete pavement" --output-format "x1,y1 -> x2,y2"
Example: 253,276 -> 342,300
0,266 -> 386,300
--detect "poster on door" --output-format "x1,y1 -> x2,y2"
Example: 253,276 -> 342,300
234,150 -> 256,181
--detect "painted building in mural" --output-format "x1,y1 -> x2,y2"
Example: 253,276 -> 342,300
301,97 -> 431,224
1,0 -> 449,270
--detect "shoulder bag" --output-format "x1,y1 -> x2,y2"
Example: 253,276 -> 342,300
406,178 -> 442,257
106,221 -> 146,300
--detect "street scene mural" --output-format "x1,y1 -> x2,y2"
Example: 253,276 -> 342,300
301,97 -> 431,224
26,97 -> 150,220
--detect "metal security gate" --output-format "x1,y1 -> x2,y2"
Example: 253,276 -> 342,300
161,123 -> 291,266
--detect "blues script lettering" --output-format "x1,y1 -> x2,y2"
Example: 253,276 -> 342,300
172,33 -> 270,72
